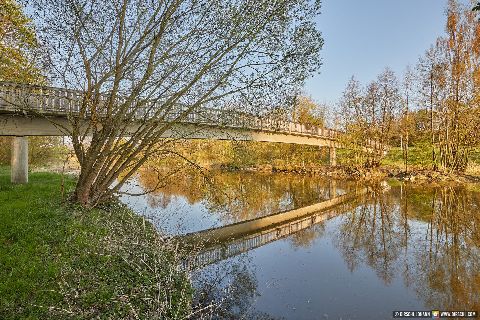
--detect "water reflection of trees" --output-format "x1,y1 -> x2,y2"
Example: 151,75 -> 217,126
289,224 -> 326,249
412,187 -> 480,311
191,259 -> 280,320
135,168 -> 480,311
335,185 -> 480,311
136,167 -> 350,224
336,189 -> 404,284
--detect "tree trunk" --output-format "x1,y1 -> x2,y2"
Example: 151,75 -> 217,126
405,133 -> 409,173
73,183 -> 92,207
430,71 -> 436,171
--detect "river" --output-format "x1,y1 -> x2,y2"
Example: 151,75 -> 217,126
120,169 -> 480,319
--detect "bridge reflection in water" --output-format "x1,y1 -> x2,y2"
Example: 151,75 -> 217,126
180,186 -> 369,269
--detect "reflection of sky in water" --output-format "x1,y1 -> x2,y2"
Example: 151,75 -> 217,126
251,221 -> 421,319
120,180 -> 220,234
192,213 -> 452,319
122,173 -> 480,319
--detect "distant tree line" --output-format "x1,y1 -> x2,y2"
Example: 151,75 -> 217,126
339,0 -> 480,172
142,94 -> 329,171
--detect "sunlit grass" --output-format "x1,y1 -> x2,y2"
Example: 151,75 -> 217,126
382,145 -> 436,169
382,145 -> 480,171
0,167 -> 74,318
0,167 -> 191,319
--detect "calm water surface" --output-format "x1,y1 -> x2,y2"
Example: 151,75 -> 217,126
120,169 -> 480,319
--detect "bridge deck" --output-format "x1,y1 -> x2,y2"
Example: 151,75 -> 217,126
0,81 -> 342,138
0,81 -> 383,150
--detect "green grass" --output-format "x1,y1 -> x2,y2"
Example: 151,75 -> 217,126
469,149 -> 480,164
382,145 -> 480,170
0,167 -> 192,319
382,145 -> 436,169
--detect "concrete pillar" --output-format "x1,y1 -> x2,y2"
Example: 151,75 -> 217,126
329,180 -> 337,198
329,146 -> 336,166
11,136 -> 28,184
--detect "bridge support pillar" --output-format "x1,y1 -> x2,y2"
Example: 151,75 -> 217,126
329,180 -> 337,198
11,136 -> 28,184
329,146 -> 336,166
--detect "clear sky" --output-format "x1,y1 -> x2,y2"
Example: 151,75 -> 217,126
304,0 -> 452,105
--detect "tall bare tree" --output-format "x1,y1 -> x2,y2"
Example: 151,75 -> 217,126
340,76 -> 364,127
23,0 -> 323,207
437,0 -> 480,171
416,41 -> 448,170
340,69 -> 400,168
376,68 -> 401,148
400,66 -> 415,172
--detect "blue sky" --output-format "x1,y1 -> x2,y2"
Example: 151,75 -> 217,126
304,0 -> 451,105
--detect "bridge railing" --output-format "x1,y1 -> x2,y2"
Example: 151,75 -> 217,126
182,208 -> 335,270
0,81 -> 343,141
0,82 -> 84,114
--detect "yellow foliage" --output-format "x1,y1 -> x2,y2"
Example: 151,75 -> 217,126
0,0 -> 44,83
293,95 -> 325,128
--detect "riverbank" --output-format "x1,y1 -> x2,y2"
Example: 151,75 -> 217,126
219,163 -> 480,186
213,145 -> 480,185
0,168 -> 192,319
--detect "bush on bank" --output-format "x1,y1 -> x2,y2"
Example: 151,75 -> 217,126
0,137 -> 69,167
0,168 -> 192,319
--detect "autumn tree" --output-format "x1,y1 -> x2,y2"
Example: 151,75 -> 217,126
21,0 -> 323,207
336,0 -> 480,172
0,0 -> 43,83
0,1 -> 66,168
292,95 -> 326,128
412,1 -> 480,172
340,69 -> 400,168
435,0 -> 480,171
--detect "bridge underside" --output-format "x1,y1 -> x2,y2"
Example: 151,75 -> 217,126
0,114 -> 340,147
1,114 -> 340,183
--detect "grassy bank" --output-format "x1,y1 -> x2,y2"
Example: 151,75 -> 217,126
0,167 -> 192,319
382,146 -> 480,173
215,146 -> 480,184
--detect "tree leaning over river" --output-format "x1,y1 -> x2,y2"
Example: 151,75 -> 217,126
23,0 -> 324,207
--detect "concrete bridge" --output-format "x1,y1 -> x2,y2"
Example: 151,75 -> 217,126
0,82 -> 378,183
180,185 -> 368,270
